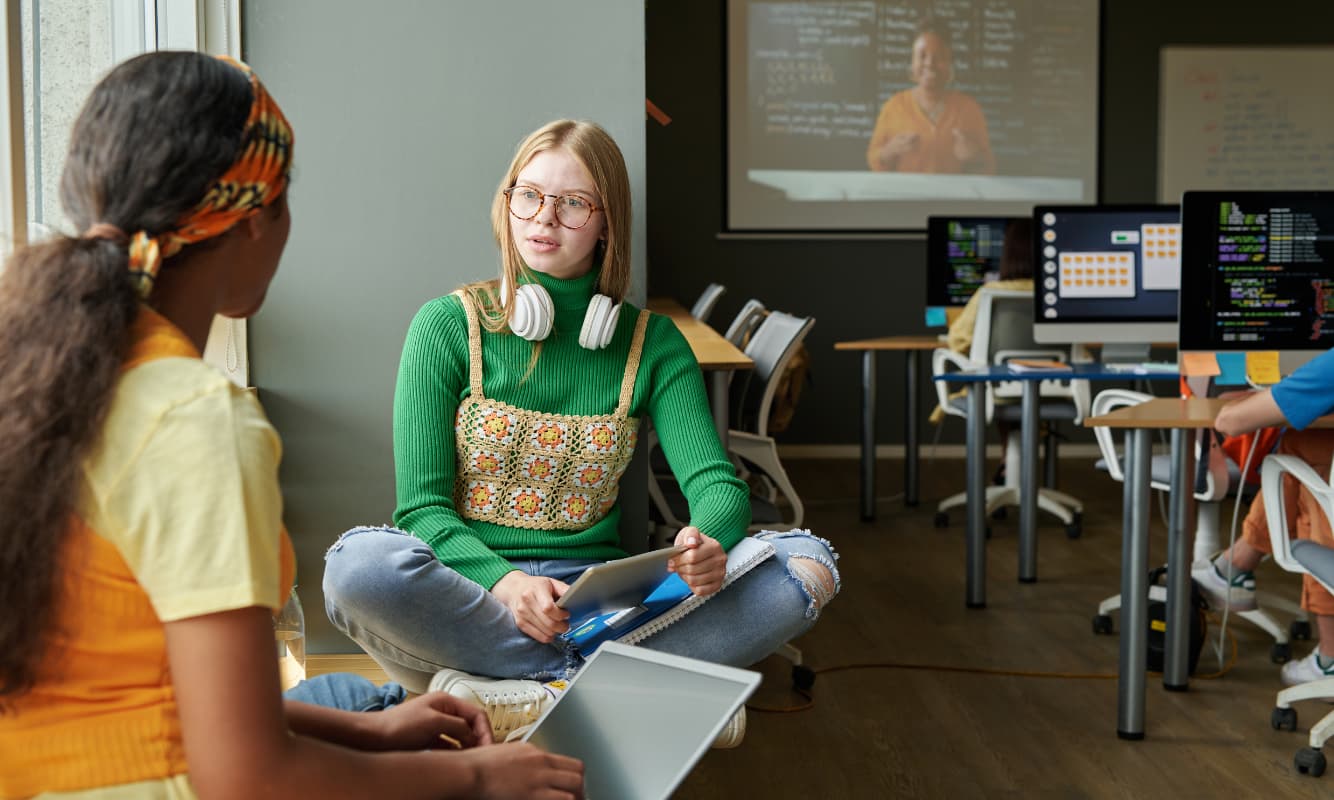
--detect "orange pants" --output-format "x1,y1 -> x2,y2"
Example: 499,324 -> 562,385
1240,429 -> 1334,616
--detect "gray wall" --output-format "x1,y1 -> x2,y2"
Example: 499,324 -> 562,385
645,0 -> 1334,447
244,1 -> 646,652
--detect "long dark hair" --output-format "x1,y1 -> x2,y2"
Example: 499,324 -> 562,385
0,52 -> 252,702
999,217 -> 1034,281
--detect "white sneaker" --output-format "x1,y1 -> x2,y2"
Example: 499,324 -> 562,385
711,707 -> 746,749
428,668 -> 567,741
1281,648 -> 1334,687
1190,557 -> 1258,612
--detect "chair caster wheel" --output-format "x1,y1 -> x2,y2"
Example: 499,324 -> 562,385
1092,614 -> 1114,635
991,507 -> 1007,521
934,512 -> 949,528
1273,706 -> 1298,731
792,665 -> 816,691
1065,513 -> 1083,539
1295,746 -> 1327,777
1292,620 -> 1313,641
1272,642 -> 1293,664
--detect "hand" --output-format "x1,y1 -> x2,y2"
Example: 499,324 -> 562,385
460,742 -> 584,800
882,132 -> 919,160
364,691 -> 493,751
951,127 -> 981,162
492,570 -> 571,643
668,527 -> 727,597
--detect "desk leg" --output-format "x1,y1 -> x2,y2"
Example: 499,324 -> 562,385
1018,381 -> 1039,583
1164,428 -> 1197,691
1118,428 -> 1151,740
966,385 -> 987,608
904,351 -> 919,507
859,351 -> 877,521
710,372 -> 729,451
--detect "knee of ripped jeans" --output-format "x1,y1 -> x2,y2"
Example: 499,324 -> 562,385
323,524 -> 402,560
786,553 -> 841,619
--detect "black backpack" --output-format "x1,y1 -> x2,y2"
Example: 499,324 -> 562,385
1146,565 -> 1208,675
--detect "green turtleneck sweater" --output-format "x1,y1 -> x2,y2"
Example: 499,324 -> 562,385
393,268 -> 751,589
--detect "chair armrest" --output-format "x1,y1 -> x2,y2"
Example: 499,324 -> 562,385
1089,389 -> 1154,484
931,348 -> 980,420
1260,454 -> 1334,577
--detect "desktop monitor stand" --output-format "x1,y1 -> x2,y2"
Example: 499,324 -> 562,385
1099,342 -> 1152,364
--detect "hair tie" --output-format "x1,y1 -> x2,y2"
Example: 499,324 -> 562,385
81,222 -> 129,243
126,231 -> 163,300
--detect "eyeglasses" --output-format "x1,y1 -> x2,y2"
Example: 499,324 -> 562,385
502,185 -> 601,230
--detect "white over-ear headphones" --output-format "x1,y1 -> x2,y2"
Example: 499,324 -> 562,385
501,278 -> 622,350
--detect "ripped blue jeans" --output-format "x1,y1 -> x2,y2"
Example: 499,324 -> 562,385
322,526 -> 840,695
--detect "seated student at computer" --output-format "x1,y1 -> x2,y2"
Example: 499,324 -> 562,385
944,217 -> 1034,355
929,217 -> 1034,437
1201,356 -> 1334,688
322,119 -> 842,744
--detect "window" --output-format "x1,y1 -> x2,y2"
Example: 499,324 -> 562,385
1,0 -> 247,383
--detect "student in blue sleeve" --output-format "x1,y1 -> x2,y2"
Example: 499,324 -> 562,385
1199,349 -> 1334,688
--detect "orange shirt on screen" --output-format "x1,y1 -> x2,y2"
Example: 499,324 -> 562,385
866,90 -> 995,175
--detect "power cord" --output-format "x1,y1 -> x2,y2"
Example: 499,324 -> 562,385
747,618 -> 1239,714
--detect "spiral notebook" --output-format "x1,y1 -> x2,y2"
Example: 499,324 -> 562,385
561,537 -> 776,655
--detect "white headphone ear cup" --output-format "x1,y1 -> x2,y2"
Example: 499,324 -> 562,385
579,294 -> 621,350
506,282 -> 553,341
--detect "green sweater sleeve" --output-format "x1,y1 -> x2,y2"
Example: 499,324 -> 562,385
641,316 -> 752,551
391,296 -> 516,588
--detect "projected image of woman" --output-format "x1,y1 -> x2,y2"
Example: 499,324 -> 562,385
866,24 -> 996,175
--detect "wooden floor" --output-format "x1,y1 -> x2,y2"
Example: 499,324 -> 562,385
313,457 -> 1334,798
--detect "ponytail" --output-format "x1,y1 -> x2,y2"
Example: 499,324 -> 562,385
0,236 -> 138,702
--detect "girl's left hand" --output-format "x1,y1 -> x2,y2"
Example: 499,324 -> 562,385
669,526 -> 726,596
366,691 -> 494,751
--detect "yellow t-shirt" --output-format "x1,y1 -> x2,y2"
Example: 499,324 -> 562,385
0,308 -> 293,800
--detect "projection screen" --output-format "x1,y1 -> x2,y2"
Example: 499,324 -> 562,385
726,0 -> 1101,232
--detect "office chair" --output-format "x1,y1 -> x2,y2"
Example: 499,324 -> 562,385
649,309 -> 815,537
647,309 -> 815,688
723,298 -> 767,347
647,298 -> 769,479
1260,454 -> 1334,778
690,282 -> 727,324
1087,389 -> 1305,661
931,288 -> 1088,536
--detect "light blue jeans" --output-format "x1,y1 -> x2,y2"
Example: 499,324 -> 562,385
322,526 -> 840,694
284,672 -> 406,711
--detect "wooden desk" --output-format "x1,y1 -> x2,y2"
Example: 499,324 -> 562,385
647,298 -> 753,444
1086,396 -> 1334,740
1084,397 -> 1230,740
834,336 -> 943,518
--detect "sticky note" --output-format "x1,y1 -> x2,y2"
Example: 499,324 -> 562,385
1247,351 -> 1282,385
1214,352 -> 1248,386
1180,352 -> 1220,377
924,306 -> 947,327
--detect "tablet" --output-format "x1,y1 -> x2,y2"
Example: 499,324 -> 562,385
521,641 -> 760,800
556,545 -> 685,621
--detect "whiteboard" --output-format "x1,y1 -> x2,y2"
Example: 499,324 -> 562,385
1158,47 -> 1334,202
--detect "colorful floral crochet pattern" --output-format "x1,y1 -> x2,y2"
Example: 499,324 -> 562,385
451,291 -> 649,531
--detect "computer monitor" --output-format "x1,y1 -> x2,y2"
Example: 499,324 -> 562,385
925,216 -> 1023,309
1032,204 -> 1182,362
1178,190 -> 1334,375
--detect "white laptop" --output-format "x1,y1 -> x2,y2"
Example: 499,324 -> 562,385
520,641 -> 761,800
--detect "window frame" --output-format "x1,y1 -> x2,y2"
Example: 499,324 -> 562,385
1,0 -> 26,255
1,0 -> 247,382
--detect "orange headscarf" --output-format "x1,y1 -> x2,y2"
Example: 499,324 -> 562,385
124,55 -> 294,300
